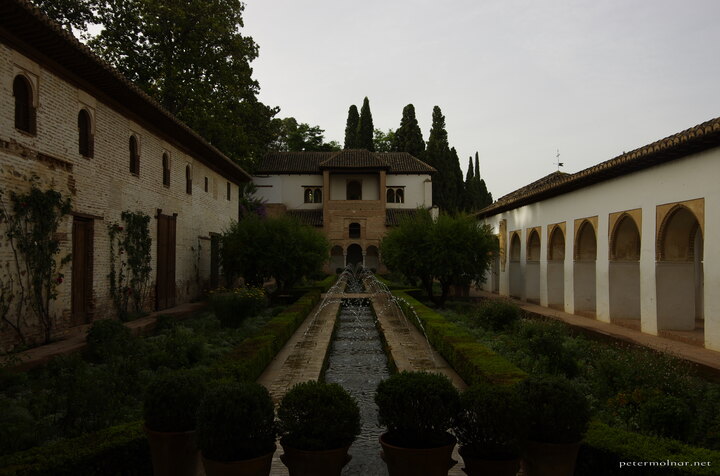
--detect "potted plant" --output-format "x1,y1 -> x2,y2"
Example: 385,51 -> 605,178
277,380 -> 361,476
453,383 -> 527,476
375,371 -> 460,476
143,370 -> 206,476
516,375 -> 590,476
196,381 -> 277,476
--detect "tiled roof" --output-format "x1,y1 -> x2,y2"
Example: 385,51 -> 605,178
256,150 -> 435,175
287,209 -> 323,226
0,0 -> 251,184
386,208 -> 421,226
478,116 -> 720,218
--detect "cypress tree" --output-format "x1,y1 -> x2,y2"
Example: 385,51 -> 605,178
449,147 -> 464,212
466,157 -> 474,182
426,106 -> 454,211
474,151 -> 480,179
356,97 -> 374,151
344,105 -> 359,149
392,104 -> 425,158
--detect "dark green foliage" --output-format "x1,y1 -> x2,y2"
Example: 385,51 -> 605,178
31,0 -> 97,31
373,128 -> 395,152
425,106 -> 462,212
381,209 -> 498,306
463,152 -> 493,212
209,287 -> 268,327
476,299 -> 521,331
221,215 -> 329,294
454,383 -> 527,459
356,97 -> 374,151
0,395 -> 41,455
637,393 -> 693,441
270,117 -> 340,152
392,104 -> 425,158
375,371 -> 460,448
196,382 -> 276,462
278,381 -> 360,450
83,319 -> 135,363
143,370 -> 206,432
144,325 -> 207,369
517,374 -> 590,444
344,105 -> 359,149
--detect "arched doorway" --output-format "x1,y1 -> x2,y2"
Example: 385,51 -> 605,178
330,245 -> 344,274
547,225 -> 565,310
347,243 -> 363,267
574,220 -> 597,317
609,214 -> 641,322
509,232 -> 522,299
656,206 -> 703,331
526,229 -> 541,303
366,246 -> 379,271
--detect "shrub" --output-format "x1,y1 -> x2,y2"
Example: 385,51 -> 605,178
476,299 -> 521,331
278,381 -> 360,451
196,381 -> 276,462
375,371 -> 460,448
209,287 -> 267,327
638,393 -> 693,441
84,319 -> 135,363
0,395 -> 41,455
143,370 -> 206,432
454,383 -> 527,459
517,374 -> 590,444
144,326 -> 207,369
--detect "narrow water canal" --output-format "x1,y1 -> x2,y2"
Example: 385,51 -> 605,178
323,298 -> 390,476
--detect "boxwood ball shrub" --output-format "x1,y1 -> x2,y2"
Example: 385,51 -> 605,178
476,299 -> 521,331
278,381 -> 361,451
196,381 -> 276,462
454,383 -> 527,459
375,371 -> 460,448
84,319 -> 135,363
209,287 -> 267,327
143,370 -> 206,432
517,374 -> 590,444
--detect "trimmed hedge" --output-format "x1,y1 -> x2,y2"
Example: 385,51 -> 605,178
0,288 -> 324,475
392,291 -> 526,386
577,421 -> 720,475
0,421 -> 149,476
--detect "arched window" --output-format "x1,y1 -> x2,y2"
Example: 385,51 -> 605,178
347,180 -> 362,200
349,222 -> 361,238
226,182 -> 231,201
386,188 -> 395,203
129,136 -> 140,175
304,188 -> 313,203
13,75 -> 35,134
185,165 -> 192,194
575,221 -> 597,260
527,230 -> 541,261
162,153 -> 170,187
313,188 -> 322,203
396,189 -> 404,203
78,109 -> 93,157
204,177 -> 209,193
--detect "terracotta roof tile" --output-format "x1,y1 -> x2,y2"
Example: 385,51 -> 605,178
287,209 -> 323,226
320,149 -> 388,169
386,208 -> 420,226
256,150 -> 435,175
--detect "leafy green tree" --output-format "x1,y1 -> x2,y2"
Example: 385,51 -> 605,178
222,215 -> 329,294
32,0 -> 97,31
391,104 -> 425,158
373,129 -> 395,153
344,105 -> 359,149
270,117 -> 340,152
381,209 -> 497,307
356,97 -> 374,151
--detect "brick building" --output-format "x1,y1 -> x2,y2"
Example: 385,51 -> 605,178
253,149 -> 436,273
0,1 -> 250,351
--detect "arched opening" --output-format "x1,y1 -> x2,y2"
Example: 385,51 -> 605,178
13,75 -> 35,134
656,206 -> 703,332
304,188 -> 313,203
347,243 -> 363,267
129,135 -> 140,175
491,235 -> 500,293
396,189 -> 404,203
509,232 -> 522,299
347,180 -> 362,200
162,153 -> 170,187
366,246 -> 379,271
574,220 -> 597,317
78,109 -> 93,157
349,222 -> 361,239
330,245 -> 344,274
386,188 -> 395,203
547,226 -> 565,310
313,188 -> 322,203
526,229 -> 541,303
185,165 -> 192,194
609,215 -> 641,323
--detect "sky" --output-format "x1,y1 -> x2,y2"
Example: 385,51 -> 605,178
241,0 -> 720,199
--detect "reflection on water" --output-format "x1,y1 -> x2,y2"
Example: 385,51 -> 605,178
324,299 -> 389,476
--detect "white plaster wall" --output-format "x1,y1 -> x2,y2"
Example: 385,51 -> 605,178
252,174 -> 323,209
480,146 -> 720,350
385,174 -> 431,208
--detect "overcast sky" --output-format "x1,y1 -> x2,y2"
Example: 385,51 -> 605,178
242,0 -> 720,199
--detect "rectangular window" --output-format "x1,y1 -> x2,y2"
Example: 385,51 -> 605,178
227,182 -> 231,200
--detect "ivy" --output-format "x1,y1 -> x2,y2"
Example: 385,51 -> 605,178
0,183 -> 72,345
108,211 -> 152,321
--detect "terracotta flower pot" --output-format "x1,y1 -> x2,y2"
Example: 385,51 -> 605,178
279,443 -> 352,476
523,440 -> 581,476
379,433 -> 457,476
458,446 -> 521,476
201,449 -> 275,476
144,426 -> 200,476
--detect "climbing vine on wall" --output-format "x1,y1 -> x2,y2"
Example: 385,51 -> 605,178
108,211 -> 152,321
0,183 -> 72,345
